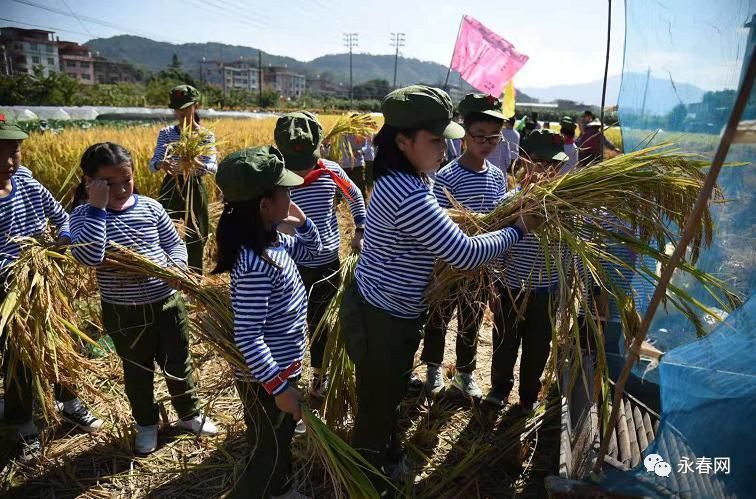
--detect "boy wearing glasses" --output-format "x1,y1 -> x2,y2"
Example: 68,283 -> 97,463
421,93 -> 509,400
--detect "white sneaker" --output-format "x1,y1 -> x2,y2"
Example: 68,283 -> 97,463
176,414 -> 218,436
271,488 -> 311,499
135,424 -> 159,454
450,372 -> 483,400
295,419 -> 307,435
61,398 -> 104,433
425,364 -> 445,397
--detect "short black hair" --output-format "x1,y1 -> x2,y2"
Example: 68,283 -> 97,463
583,110 -> 595,119
462,112 -> 504,130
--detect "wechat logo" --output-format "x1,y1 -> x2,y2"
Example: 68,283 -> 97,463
644,453 -> 672,477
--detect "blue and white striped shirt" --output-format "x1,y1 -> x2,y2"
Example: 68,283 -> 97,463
0,175 -> 70,275
499,233 -> 567,291
70,195 -> 188,305
15,165 -> 33,178
290,159 -> 366,267
355,170 -> 523,319
231,219 -> 322,394
433,159 -> 507,213
148,125 -> 217,174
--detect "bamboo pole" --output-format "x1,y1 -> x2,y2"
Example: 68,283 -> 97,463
593,48 -> 756,475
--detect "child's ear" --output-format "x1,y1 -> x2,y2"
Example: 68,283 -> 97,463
395,133 -> 409,152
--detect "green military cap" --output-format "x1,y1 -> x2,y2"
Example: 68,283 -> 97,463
274,111 -> 323,170
382,85 -> 465,139
559,116 -> 577,132
216,145 -> 303,202
169,85 -> 201,110
457,93 -> 506,120
521,129 -> 569,162
0,113 -> 29,140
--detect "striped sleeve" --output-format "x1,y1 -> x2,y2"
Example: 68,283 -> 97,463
232,268 -> 288,393
155,204 -> 188,267
70,205 -> 108,266
334,165 -> 366,225
279,218 -> 322,262
396,190 -> 523,270
149,128 -> 169,172
38,183 -> 70,238
432,169 -> 453,209
197,131 -> 218,174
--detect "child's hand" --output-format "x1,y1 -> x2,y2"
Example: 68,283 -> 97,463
87,179 -> 110,210
274,386 -> 302,421
351,230 -> 364,251
281,201 -> 307,229
514,212 -> 544,234
53,235 -> 71,255
158,160 -> 178,175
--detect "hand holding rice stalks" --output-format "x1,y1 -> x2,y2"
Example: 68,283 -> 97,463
0,238 -> 100,422
163,121 -> 217,180
427,144 -> 740,337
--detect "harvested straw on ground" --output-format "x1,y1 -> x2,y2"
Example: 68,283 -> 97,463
0,238 -> 101,422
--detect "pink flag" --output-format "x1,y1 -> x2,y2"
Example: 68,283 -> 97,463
451,15 -> 529,96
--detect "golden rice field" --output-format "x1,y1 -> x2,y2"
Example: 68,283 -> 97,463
22,115 -> 370,205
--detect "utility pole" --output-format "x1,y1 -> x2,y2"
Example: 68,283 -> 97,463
390,32 -> 405,89
639,66 -> 651,121
343,33 -> 358,104
258,50 -> 263,104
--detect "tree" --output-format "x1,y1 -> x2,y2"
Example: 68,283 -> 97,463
353,79 -> 391,100
665,103 -> 688,131
171,53 -> 182,69
258,89 -> 281,108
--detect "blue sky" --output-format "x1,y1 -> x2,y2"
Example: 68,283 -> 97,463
3,0 -> 627,89
4,0 -> 752,92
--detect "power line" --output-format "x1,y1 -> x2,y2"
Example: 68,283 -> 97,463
9,0 -> 186,42
0,17 -> 93,38
60,0 -> 95,39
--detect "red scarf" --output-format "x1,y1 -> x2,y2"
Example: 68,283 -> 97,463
299,160 -> 354,201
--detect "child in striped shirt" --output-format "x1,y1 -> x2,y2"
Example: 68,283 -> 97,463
0,119 -> 102,462
70,142 -> 217,455
212,146 -> 321,499
488,129 -> 570,413
274,111 -> 366,399
149,85 -> 217,273
339,85 -> 540,491
421,93 -> 509,400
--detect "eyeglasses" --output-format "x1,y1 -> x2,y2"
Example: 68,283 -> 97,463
469,134 -> 503,145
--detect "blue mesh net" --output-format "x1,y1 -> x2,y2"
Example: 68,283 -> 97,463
601,0 -> 756,496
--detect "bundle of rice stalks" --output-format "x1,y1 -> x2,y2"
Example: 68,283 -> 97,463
98,244 -> 383,497
426,144 -> 740,336
162,122 -> 218,180
0,238 -> 101,421
314,252 -> 360,431
300,407 -> 387,499
324,113 -> 378,165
